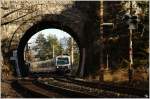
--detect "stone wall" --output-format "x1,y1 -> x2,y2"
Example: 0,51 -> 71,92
1,0 -> 101,77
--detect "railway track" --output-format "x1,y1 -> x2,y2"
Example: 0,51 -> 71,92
35,79 -> 99,98
11,79 -> 65,98
50,76 -> 148,98
37,77 -> 140,98
11,73 -> 148,98
11,78 -> 98,98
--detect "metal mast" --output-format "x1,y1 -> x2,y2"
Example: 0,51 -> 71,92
71,38 -> 74,65
128,1 -> 134,83
99,0 -> 104,81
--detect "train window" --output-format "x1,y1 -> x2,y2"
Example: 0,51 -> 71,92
57,58 -> 69,65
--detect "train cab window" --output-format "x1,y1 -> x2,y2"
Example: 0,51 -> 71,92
57,58 -> 69,65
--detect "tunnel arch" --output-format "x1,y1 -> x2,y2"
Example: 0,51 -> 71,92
17,20 -> 83,77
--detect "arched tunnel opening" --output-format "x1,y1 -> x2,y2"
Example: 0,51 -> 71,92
17,21 -> 82,77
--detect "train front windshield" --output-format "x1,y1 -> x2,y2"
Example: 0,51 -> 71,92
57,58 -> 69,65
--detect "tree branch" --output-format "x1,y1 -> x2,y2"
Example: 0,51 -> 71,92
2,8 -> 22,18
1,11 -> 36,26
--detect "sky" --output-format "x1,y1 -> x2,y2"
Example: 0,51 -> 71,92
28,28 -> 71,47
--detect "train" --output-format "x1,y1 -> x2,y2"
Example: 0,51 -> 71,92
55,55 -> 71,74
29,55 -> 71,74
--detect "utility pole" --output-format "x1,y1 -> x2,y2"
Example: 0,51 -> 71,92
106,54 -> 109,70
128,1 -> 133,83
52,44 -> 55,58
71,38 -> 74,65
99,0 -> 104,81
